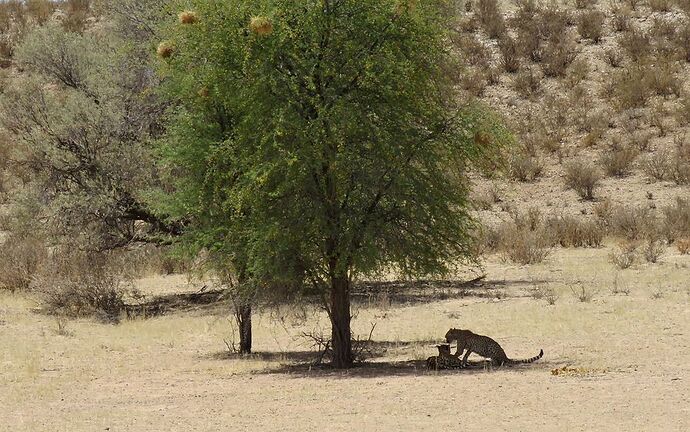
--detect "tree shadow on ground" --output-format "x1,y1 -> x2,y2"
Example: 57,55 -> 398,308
203,339 -> 556,378
122,276 -> 550,319
253,358 -> 559,379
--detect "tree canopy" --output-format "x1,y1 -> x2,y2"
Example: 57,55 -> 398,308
157,0 -> 509,367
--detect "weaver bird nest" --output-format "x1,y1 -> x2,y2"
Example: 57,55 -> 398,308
157,41 -> 174,59
249,16 -> 273,36
179,11 -> 198,25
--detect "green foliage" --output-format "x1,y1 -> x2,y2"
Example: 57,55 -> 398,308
157,0 -> 509,366
0,21 -> 169,249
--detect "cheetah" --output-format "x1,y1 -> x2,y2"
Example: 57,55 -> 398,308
445,328 -> 543,367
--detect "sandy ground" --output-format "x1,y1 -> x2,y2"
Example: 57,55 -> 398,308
2,246 -> 689,432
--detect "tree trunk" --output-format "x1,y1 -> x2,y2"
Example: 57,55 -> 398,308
329,274 -> 353,368
236,302 -> 252,354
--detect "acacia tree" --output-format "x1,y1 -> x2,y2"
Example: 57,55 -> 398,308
0,2 -> 175,249
158,0 -> 508,368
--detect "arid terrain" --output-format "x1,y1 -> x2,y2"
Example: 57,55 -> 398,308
2,0 -> 690,431
2,246 -> 689,431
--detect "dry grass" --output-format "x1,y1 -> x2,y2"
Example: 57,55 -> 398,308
2,247 -> 690,431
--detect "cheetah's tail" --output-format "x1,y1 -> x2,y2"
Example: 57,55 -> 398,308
509,349 -> 544,364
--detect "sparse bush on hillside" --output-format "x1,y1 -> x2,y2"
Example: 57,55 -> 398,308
610,4 -> 631,32
642,150 -> 672,181
600,145 -> 638,177
26,0 -> 55,25
545,216 -> 604,248
577,10 -> 605,43
499,223 -> 552,265
455,33 -> 491,68
649,0 -> 672,12
575,0 -> 598,9
677,94 -> 690,125
641,238 -> 665,263
676,238 -> 690,255
675,26 -> 690,62
498,35 -> 520,73
476,0 -> 506,39
609,241 -> 637,269
610,206 -> 655,240
542,37 -> 578,77
566,57 -> 589,86
512,66 -> 541,99
62,0 -> 92,33
661,198 -> 690,243
611,65 -> 653,109
539,4 -> 572,41
564,159 -> 602,200
509,151 -> 543,182
619,27 -> 652,62
649,59 -> 681,97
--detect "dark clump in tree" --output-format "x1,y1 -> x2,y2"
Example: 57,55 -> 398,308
157,0 -> 509,368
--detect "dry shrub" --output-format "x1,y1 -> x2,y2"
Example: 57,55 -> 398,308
599,145 -> 638,177
566,57 -> 589,86
676,238 -> 690,255
476,0 -> 506,39
619,27 -> 652,62
649,0 -> 672,11
26,0 -> 54,25
648,59 -> 681,97
542,38 -> 577,77
512,67 -> 541,99
512,2 -> 543,62
609,242 -> 637,269
509,151 -> 543,182
62,0 -> 92,33
661,198 -> 690,243
455,34 -> 491,68
611,65 -> 653,109
498,35 -> 520,73
539,4 -> 572,40
546,216 -> 604,248
641,149 -> 671,181
564,159 -> 602,200
577,10 -> 605,43
0,234 -> 48,292
675,26 -> 690,62
641,238 -> 665,263
650,102 -> 669,137
676,94 -> 690,126
460,68 -> 488,97
605,48 -> 624,67
610,206 -> 655,240
575,0 -> 598,8
668,138 -> 690,184
34,251 -> 131,323
594,198 -> 614,224
610,4 -> 631,32
499,224 -> 552,265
